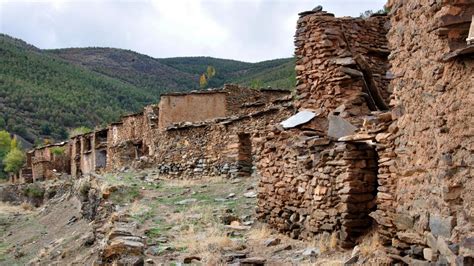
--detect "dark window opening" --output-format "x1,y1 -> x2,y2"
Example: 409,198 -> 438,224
237,133 -> 252,177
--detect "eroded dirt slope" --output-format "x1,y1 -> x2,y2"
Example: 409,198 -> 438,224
0,170 -> 362,265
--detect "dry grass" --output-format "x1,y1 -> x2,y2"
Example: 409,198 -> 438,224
315,232 -> 339,253
358,229 -> 382,257
20,202 -> 34,211
167,204 -> 215,225
172,226 -> 238,264
247,224 -> 273,241
164,175 -> 225,188
168,202 -> 237,263
129,201 -> 150,216
0,202 -> 30,214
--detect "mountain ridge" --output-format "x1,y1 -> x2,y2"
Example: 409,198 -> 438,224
0,34 -> 295,144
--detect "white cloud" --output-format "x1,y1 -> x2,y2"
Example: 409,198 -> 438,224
0,0 -> 386,62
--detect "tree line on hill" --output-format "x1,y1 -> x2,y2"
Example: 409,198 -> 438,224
0,34 -> 295,147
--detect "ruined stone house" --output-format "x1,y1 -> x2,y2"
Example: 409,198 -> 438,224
19,84 -> 293,180
257,0 -> 473,263
23,142 -> 71,182
70,129 -> 108,177
106,84 -> 293,178
14,0 -> 474,263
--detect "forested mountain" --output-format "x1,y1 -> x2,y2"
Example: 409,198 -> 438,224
0,35 -> 157,143
0,34 -> 295,144
48,48 -> 198,93
50,49 -> 296,90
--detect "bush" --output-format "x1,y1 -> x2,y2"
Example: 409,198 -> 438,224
40,123 -> 51,135
23,184 -> 45,198
50,146 -> 65,156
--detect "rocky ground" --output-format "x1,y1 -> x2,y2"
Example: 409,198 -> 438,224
0,170 -> 381,265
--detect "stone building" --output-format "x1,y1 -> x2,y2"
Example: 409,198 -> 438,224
256,9 -> 391,247
369,0 -> 473,263
106,84 -> 293,177
19,84 -> 293,181
257,0 -> 473,263
107,113 -> 147,171
14,1 -> 473,263
28,142 -> 70,182
70,129 -> 108,177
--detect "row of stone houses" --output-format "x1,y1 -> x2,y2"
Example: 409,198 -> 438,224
10,0 -> 474,263
14,84 -> 292,182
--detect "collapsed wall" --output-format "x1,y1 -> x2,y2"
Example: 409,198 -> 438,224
294,9 -> 390,121
256,9 -> 390,247
258,1 -> 474,262
87,84 -> 293,179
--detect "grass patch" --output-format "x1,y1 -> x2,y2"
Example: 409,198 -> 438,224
131,209 -> 154,224
109,186 -> 140,205
145,227 -> 163,238
0,242 -> 10,262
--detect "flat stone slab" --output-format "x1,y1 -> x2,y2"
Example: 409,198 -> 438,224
280,110 -> 316,129
328,115 -> 357,139
429,215 -> 454,238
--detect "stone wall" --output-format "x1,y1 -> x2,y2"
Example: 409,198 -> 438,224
158,92 -> 227,130
255,9 -> 391,247
369,0 -> 474,263
30,142 -> 70,181
105,84 -> 293,174
256,125 -> 378,247
157,85 -> 290,131
257,4 -> 473,259
154,102 -> 294,178
294,10 -> 390,123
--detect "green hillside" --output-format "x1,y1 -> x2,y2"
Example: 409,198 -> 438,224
0,34 -> 156,143
0,34 -> 295,144
50,49 -> 296,90
158,56 -> 295,89
48,48 -> 199,93
230,58 -> 296,89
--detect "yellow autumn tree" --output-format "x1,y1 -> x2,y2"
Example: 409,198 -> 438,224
206,66 -> 216,79
199,74 -> 208,88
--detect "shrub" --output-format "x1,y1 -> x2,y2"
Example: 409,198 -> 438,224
23,184 -> 45,198
50,146 -> 65,156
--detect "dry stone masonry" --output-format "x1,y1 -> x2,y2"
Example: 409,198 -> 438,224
17,84 -> 293,182
255,8 -> 392,247
256,1 -> 473,263
11,1 -> 474,264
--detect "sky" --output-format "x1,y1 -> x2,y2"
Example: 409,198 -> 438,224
0,0 -> 386,62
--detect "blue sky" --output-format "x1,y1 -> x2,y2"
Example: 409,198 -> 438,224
0,0 -> 386,62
